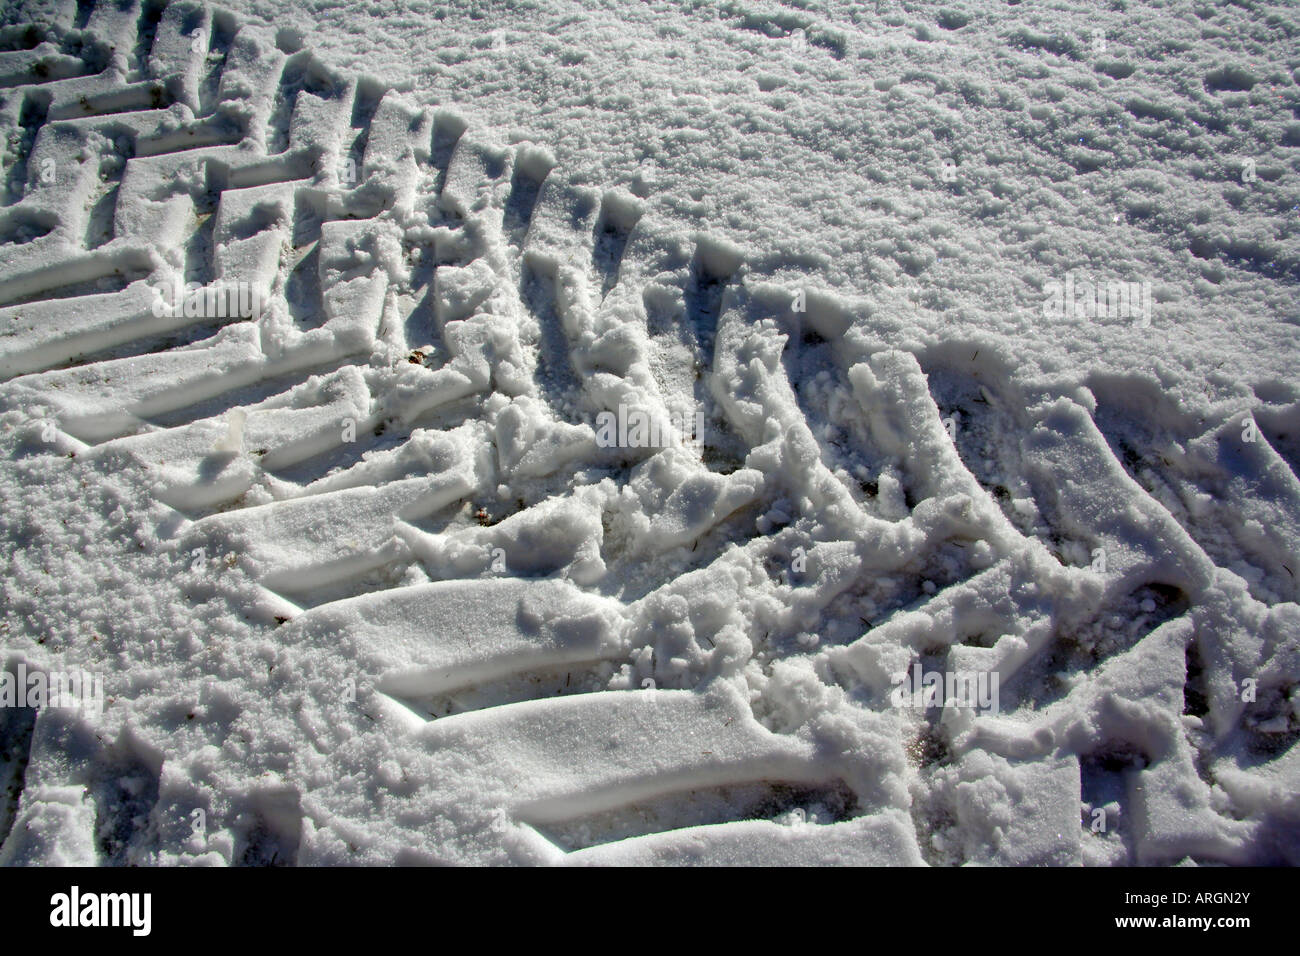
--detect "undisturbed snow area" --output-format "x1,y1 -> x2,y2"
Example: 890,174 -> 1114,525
0,0 -> 1298,866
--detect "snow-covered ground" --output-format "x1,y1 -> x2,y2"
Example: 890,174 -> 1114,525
0,0 -> 1297,865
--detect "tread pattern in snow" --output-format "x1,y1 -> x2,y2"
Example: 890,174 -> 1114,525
1,0 -> 1298,866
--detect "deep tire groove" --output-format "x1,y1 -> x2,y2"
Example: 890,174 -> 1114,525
0,698 -> 37,852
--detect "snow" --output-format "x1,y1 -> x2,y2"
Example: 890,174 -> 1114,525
0,0 -> 1297,866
